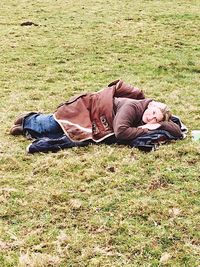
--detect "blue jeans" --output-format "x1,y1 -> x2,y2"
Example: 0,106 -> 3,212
24,113 -> 64,139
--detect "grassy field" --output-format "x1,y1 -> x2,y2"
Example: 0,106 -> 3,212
0,0 -> 200,266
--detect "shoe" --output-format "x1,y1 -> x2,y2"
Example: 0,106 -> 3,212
9,124 -> 24,135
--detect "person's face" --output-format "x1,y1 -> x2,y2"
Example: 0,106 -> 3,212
142,106 -> 164,124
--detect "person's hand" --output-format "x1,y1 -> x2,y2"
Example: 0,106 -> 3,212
139,123 -> 161,130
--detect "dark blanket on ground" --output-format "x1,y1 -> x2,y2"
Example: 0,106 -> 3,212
27,116 -> 187,153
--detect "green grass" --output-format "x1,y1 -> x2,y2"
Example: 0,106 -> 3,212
0,0 -> 200,266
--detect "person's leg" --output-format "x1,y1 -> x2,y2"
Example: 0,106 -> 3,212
23,113 -> 64,139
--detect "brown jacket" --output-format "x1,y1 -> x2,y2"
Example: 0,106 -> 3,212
54,80 -> 145,142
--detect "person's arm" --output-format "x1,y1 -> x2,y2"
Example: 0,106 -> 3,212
113,103 -> 148,140
159,120 -> 183,138
140,120 -> 182,138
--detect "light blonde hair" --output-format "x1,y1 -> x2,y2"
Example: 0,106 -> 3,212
149,101 -> 172,121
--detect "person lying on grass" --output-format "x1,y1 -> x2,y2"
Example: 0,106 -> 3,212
10,80 -> 182,153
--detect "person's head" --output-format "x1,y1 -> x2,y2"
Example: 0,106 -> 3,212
142,101 -> 171,124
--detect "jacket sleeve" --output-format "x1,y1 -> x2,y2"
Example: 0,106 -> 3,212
113,102 -> 148,140
159,120 -> 182,138
109,80 -> 145,100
